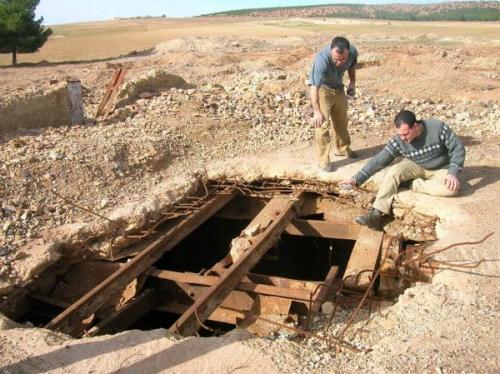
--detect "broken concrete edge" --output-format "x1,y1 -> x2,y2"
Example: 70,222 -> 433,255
0,173 -> 201,297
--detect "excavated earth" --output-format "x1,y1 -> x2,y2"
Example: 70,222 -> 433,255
0,18 -> 499,373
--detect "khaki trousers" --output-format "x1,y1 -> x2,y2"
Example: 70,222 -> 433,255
314,86 -> 351,167
373,160 -> 459,214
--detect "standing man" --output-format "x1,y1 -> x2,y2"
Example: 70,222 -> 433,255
310,36 -> 358,172
342,110 -> 465,230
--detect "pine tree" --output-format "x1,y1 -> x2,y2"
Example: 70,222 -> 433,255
0,0 -> 52,65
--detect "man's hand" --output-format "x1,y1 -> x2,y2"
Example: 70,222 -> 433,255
340,177 -> 356,190
346,82 -> 356,97
312,110 -> 325,128
445,174 -> 460,192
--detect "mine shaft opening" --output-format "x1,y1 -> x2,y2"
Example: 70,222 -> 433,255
155,216 -> 355,281
10,179 -> 437,338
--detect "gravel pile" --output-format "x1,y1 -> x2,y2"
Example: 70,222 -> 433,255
1,64 -> 498,253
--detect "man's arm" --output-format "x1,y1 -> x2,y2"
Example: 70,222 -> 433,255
442,125 -> 465,176
342,140 -> 399,186
346,46 -> 357,96
309,53 -> 327,127
310,85 -> 324,127
347,67 -> 356,96
442,124 -> 466,191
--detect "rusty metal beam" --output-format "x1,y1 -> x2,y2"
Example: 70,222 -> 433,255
96,67 -> 128,119
95,68 -> 121,118
32,288 -> 245,327
300,196 -> 357,222
152,273 -> 254,326
84,289 -> 160,337
169,192 -> 306,336
311,266 -> 339,313
45,189 -> 238,336
343,227 -> 384,291
285,219 -> 360,240
149,269 -> 313,301
215,196 -> 359,240
215,195 -> 268,220
245,273 -> 318,291
156,300 -> 247,326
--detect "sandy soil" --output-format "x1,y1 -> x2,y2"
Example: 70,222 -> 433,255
0,16 -> 499,374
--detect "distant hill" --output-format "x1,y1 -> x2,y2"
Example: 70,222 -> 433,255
204,1 -> 500,21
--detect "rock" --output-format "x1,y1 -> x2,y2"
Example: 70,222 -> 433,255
48,150 -> 65,160
2,221 -> 12,232
321,301 -> 335,315
229,237 -> 252,262
243,224 -> 261,237
12,239 -> 61,282
12,139 -> 27,148
99,199 -> 109,209
139,91 -> 154,99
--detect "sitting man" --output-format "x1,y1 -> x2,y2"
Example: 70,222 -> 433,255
342,110 -> 465,230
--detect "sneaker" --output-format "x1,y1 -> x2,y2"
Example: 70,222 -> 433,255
355,208 -> 386,231
320,163 -> 335,172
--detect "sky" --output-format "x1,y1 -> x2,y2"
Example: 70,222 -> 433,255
35,0 -> 442,25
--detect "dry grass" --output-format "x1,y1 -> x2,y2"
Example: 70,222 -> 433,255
268,18 -> 500,42
0,17 -> 309,65
1,16 -> 499,65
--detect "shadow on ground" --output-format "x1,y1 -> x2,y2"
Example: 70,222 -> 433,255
0,47 -> 156,69
459,165 -> 500,197
0,329 -> 242,373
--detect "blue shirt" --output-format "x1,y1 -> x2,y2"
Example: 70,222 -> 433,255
309,45 -> 358,89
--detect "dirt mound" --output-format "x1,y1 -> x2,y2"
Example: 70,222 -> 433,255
0,84 -> 72,135
116,70 -> 193,107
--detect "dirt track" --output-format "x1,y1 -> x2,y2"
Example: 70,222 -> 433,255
0,17 -> 499,373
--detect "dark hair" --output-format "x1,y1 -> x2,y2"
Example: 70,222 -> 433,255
330,36 -> 350,52
394,110 -> 417,128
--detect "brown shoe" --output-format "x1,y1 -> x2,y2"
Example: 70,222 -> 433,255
355,208 -> 386,231
335,150 -> 358,159
320,163 -> 335,172
347,150 -> 358,159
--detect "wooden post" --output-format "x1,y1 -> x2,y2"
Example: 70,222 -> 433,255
67,79 -> 85,125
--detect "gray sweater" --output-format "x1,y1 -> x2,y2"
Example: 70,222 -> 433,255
354,118 -> 465,186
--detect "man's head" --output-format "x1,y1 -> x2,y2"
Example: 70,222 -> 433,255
330,36 -> 350,67
394,110 -> 421,143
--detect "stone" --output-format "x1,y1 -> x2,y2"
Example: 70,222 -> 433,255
243,224 -> 261,237
139,91 -> 154,99
229,237 -> 252,262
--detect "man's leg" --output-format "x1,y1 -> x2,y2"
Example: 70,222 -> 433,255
314,88 -> 335,168
356,160 -> 425,230
330,90 -> 352,157
412,169 -> 459,197
373,160 -> 426,214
